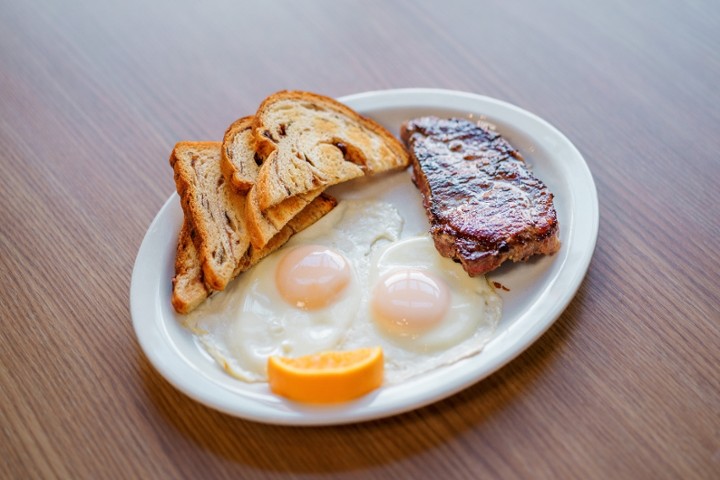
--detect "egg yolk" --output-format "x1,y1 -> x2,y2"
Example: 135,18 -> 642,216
371,269 -> 450,335
275,245 -> 351,310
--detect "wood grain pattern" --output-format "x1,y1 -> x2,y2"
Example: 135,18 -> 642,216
1,0 -> 718,478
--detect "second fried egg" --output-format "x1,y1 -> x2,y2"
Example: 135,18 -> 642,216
343,235 -> 501,384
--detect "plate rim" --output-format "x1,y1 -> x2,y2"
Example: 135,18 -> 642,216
130,88 -> 599,426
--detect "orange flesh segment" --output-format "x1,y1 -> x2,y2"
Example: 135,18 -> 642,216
267,347 -> 384,403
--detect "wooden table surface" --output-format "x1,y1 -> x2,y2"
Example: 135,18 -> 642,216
2,0 -> 718,478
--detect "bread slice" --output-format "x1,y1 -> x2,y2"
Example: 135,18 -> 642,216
171,194 -> 337,313
170,141 -> 249,291
221,116 -> 261,192
245,90 -> 409,247
171,219 -> 210,314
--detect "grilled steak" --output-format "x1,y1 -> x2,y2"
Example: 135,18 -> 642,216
400,117 -> 560,276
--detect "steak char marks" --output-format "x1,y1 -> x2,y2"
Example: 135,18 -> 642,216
400,117 -> 560,276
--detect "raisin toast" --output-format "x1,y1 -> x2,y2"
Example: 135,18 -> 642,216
171,219 -> 210,313
170,142 -> 249,291
221,116 -> 261,192
245,91 -> 409,248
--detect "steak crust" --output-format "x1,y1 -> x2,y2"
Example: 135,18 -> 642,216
400,117 -> 560,276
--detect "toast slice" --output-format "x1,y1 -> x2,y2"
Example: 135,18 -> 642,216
221,116 -> 261,192
171,219 -> 210,314
170,141 -> 250,291
245,90 -> 409,247
171,194 -> 337,314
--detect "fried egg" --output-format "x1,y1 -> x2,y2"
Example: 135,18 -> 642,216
183,199 -> 502,385
343,235 -> 501,383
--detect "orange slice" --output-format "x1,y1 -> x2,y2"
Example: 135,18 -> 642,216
267,347 -> 384,403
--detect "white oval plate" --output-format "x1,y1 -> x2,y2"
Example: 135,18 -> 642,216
131,89 -> 598,426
